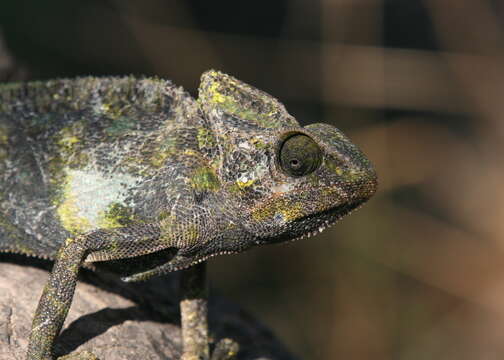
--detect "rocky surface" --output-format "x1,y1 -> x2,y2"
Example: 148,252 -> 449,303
0,258 -> 298,360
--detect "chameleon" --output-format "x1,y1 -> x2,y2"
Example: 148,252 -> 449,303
0,70 -> 377,360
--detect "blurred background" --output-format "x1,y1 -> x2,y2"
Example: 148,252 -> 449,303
2,0 -> 504,359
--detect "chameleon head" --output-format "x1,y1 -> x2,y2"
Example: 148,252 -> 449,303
243,123 -> 377,243
198,70 -> 378,246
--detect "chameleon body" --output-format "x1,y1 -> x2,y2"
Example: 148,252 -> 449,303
0,70 -> 377,360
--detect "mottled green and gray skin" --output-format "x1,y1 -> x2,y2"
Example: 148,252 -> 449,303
0,70 -> 377,360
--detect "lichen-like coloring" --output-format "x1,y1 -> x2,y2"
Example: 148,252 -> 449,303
0,70 -> 377,360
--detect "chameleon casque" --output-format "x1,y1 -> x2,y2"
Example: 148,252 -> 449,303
0,70 -> 377,360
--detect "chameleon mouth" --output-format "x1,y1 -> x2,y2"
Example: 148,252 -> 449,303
268,199 -> 367,245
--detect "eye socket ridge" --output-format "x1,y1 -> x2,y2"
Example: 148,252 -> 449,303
279,133 -> 323,177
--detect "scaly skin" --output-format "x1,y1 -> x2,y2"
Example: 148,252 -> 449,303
0,70 -> 377,359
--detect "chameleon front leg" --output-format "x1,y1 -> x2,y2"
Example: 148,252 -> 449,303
27,238 -> 93,360
180,263 -> 239,360
25,222 -> 168,359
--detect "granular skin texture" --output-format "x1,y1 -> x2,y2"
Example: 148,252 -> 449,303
0,70 -> 377,360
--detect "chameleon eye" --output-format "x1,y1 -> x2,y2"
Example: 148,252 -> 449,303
279,134 -> 322,177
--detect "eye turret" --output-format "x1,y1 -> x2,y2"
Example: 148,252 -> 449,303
279,134 -> 322,177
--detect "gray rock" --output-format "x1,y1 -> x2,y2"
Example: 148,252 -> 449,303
0,259 -> 298,360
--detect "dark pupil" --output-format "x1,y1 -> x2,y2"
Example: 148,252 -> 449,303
280,134 -> 322,177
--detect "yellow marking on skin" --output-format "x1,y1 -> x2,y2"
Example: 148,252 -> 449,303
190,166 -> 220,192
0,125 -> 8,146
150,151 -> 170,167
184,149 -> 199,157
57,135 -> 79,148
196,127 -> 216,149
183,224 -> 199,242
208,80 -> 227,104
98,212 -> 123,229
344,169 -> 364,182
100,102 -> 127,120
98,203 -> 134,229
251,137 -> 267,149
64,237 -> 75,246
321,187 -> 340,198
236,178 -> 255,189
252,198 -> 305,222
57,194 -> 92,235
56,173 -> 92,235
325,160 -> 344,176
55,123 -> 90,170
57,123 -> 83,148
280,201 -> 304,221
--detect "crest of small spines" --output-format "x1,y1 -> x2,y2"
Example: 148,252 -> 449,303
0,76 -> 189,117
